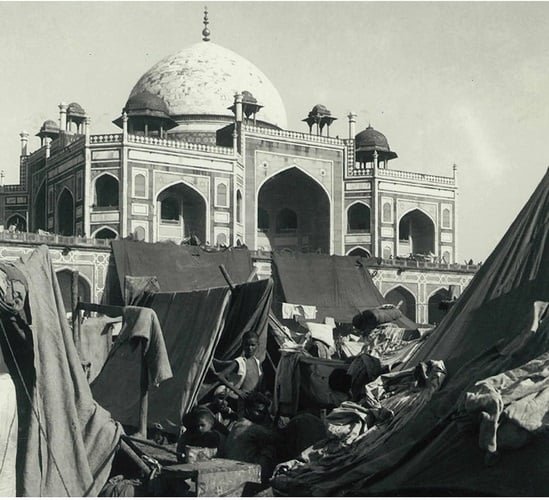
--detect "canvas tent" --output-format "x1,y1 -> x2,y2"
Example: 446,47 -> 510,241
92,278 -> 274,433
272,169 -> 549,496
272,252 -> 418,328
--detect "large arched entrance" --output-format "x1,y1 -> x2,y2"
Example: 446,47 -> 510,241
385,286 -> 416,322
57,188 -> 75,236
157,183 -> 206,243
257,168 -> 330,252
398,209 -> 435,256
428,288 -> 451,325
34,182 -> 47,231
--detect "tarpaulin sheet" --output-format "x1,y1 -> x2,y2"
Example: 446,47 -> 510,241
111,239 -> 253,301
0,246 -> 122,497
405,168 -> 549,373
214,278 -> 274,362
329,169 -> 549,496
272,252 -> 417,327
92,286 -> 231,433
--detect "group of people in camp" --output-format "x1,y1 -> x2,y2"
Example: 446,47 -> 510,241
172,330 -> 327,483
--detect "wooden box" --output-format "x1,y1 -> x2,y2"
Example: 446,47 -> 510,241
161,458 -> 261,497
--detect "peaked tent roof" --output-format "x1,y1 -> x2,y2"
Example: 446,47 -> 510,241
272,252 -> 418,328
328,168 -> 549,496
405,167 -> 549,373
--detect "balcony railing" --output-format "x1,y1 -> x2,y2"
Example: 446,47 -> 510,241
89,134 -> 123,144
0,231 -> 110,248
0,184 -> 26,193
243,124 -> 346,146
126,134 -> 234,155
348,164 -> 455,186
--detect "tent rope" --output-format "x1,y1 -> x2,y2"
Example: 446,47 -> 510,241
0,319 -> 72,496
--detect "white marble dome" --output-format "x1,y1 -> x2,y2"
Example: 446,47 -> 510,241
129,41 -> 287,129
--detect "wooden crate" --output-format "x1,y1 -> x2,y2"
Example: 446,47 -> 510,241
160,458 -> 261,497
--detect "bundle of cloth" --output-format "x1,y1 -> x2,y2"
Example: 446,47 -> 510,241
271,359 -> 447,496
350,305 -> 428,379
352,305 -> 403,331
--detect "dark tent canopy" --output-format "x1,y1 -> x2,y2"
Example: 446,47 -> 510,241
364,168 -> 549,496
110,239 -> 253,302
272,252 -> 417,328
92,279 -> 274,433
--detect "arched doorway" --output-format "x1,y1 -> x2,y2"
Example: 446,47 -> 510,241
55,270 -> 91,314
6,214 -> 26,232
385,286 -> 416,322
34,182 -> 47,231
348,247 -> 370,258
57,188 -> 75,236
257,167 -> 330,252
95,174 -> 119,209
94,227 -> 118,240
428,288 -> 451,325
157,183 -> 206,243
398,209 -> 435,256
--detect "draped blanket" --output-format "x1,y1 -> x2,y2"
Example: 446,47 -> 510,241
93,287 -> 231,433
0,246 -> 122,496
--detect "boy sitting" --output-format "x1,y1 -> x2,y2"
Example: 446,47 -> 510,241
176,406 -> 223,463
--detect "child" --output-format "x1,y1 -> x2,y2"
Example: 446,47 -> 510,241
176,406 -> 223,463
223,330 -> 263,395
206,385 -> 238,433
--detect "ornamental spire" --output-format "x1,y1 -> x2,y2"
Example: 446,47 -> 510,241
202,6 -> 210,41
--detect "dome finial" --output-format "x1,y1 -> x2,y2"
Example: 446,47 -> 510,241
202,6 -> 211,41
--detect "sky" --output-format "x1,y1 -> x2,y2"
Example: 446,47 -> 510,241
0,1 -> 547,261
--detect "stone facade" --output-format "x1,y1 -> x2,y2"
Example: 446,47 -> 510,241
0,33 -> 475,323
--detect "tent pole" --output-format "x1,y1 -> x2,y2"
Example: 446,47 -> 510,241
219,265 -> 235,291
137,340 -> 149,438
119,438 -> 151,477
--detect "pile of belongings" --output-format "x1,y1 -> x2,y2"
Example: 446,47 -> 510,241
271,359 -> 447,496
351,305 -> 430,369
